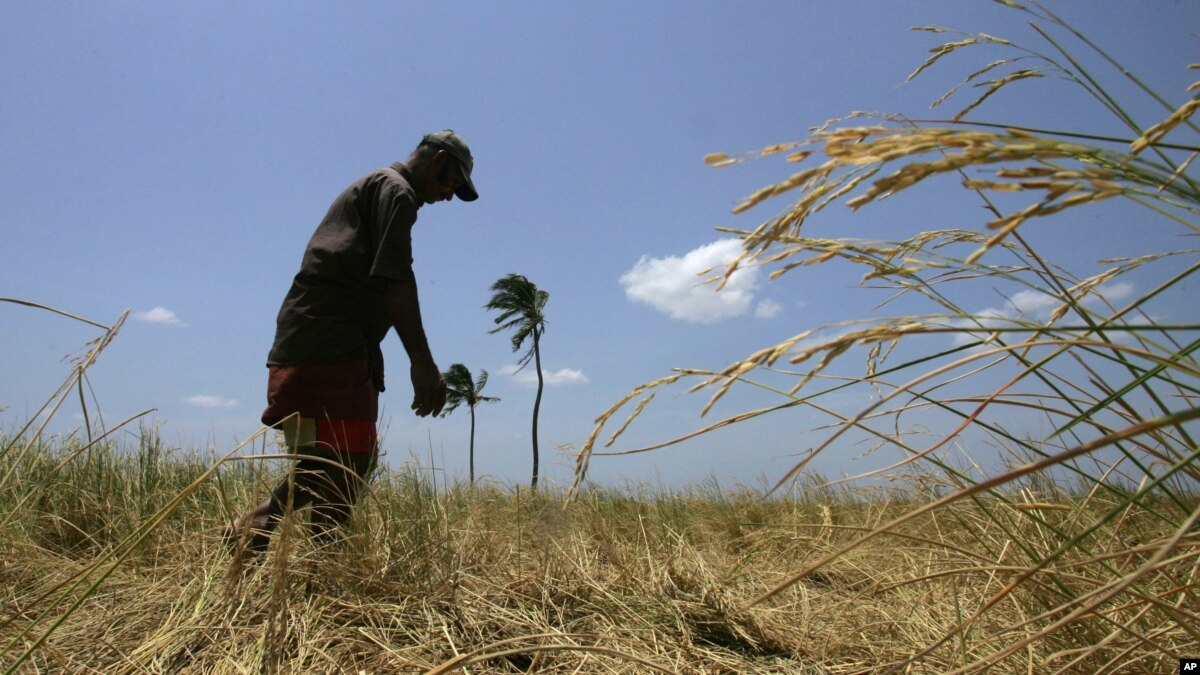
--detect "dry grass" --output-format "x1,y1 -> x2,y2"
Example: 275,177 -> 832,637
4,438 -> 1192,674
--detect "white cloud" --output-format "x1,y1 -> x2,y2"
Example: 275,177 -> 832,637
1087,282 -> 1134,304
619,239 -> 761,324
949,282 -> 1139,346
499,364 -> 590,386
186,394 -> 237,408
754,298 -> 783,319
134,307 -> 185,326
948,305 -> 1038,346
1006,282 -> 1135,318
1005,289 -> 1058,317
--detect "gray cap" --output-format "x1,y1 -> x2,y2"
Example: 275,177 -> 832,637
420,129 -> 478,202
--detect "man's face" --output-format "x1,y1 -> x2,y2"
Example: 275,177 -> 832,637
418,151 -> 466,206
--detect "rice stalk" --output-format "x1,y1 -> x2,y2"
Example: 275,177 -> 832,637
422,632 -> 677,674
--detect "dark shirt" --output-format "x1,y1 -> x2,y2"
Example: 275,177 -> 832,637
267,163 -> 420,390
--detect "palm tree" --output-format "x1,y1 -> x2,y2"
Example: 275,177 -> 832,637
440,363 -> 499,485
485,274 -> 549,488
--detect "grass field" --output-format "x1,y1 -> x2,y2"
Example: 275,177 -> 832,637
2,432 -> 1193,674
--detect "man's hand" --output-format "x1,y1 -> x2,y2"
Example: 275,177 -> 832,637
410,359 -> 447,417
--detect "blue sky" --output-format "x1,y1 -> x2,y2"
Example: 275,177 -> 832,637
3,2 -> 1197,489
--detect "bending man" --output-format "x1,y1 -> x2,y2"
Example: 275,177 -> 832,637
227,130 -> 479,558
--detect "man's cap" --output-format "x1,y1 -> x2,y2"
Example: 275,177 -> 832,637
420,129 -> 478,202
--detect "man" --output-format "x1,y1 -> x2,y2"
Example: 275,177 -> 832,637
226,130 -> 478,559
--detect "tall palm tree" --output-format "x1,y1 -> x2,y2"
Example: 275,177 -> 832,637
440,363 -> 499,485
485,274 -> 549,488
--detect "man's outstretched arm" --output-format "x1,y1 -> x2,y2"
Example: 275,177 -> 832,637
383,279 -> 447,417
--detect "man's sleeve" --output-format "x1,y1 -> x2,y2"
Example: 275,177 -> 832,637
367,176 -> 418,282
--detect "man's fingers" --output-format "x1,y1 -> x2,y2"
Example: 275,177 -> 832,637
424,385 -> 446,417
410,384 -> 447,417
411,392 -> 433,416
409,364 -> 447,417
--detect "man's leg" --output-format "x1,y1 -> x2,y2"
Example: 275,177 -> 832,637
225,416 -> 323,558
227,418 -> 376,556
304,418 -> 377,544
305,448 -> 375,544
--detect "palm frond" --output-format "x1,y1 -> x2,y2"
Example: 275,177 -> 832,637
474,369 -> 490,396
486,274 -> 548,357
441,363 -> 488,416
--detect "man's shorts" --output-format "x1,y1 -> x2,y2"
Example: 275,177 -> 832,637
262,358 -> 378,454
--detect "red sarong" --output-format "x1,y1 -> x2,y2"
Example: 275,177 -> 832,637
262,359 -> 378,453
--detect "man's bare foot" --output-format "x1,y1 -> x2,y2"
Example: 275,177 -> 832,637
224,500 -> 274,564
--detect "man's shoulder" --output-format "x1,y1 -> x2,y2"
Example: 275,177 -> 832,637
379,163 -> 414,188
338,162 -> 407,189
347,163 -> 413,204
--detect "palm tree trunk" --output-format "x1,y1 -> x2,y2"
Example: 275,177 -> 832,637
531,326 -> 543,489
469,405 -> 476,485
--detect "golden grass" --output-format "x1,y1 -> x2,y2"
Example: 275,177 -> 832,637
3,445 -> 1192,674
